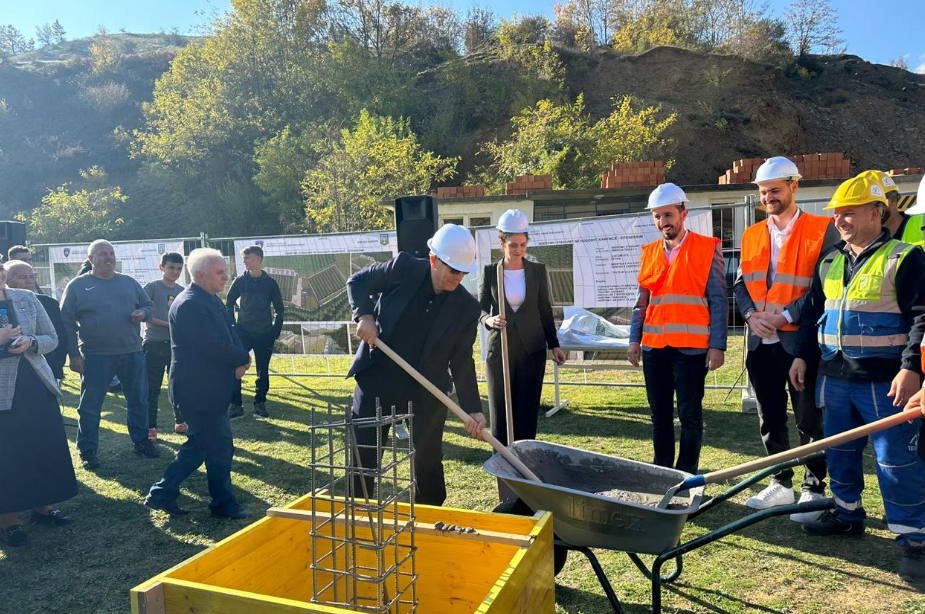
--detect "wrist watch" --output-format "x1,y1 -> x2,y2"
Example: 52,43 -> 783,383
744,310 -> 754,322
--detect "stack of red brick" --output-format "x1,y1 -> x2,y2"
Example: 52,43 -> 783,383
506,174 -> 553,195
601,160 -> 666,188
888,167 -> 924,176
719,153 -> 852,185
435,185 -> 486,199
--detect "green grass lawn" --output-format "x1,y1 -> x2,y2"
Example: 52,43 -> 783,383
2,340 -> 924,614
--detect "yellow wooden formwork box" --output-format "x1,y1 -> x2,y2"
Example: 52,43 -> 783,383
131,492 -> 555,614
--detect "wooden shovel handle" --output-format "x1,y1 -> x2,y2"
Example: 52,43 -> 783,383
703,405 -> 923,484
373,338 -> 542,482
497,262 -> 515,445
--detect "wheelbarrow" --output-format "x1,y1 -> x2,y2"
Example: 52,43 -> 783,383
484,440 -> 836,614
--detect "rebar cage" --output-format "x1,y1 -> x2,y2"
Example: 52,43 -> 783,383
308,401 -> 417,614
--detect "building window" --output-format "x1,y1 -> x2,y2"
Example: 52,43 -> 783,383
441,217 -> 464,226
469,216 -> 491,228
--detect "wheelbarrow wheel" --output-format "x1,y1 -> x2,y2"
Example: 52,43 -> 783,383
493,498 -> 569,575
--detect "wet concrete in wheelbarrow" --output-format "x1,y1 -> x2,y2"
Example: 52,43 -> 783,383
510,445 -> 691,510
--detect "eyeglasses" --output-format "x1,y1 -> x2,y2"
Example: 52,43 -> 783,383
438,259 -> 465,275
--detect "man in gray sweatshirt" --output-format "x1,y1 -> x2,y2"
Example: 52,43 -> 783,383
61,239 -> 157,470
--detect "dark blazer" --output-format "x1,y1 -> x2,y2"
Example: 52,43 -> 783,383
168,283 -> 250,414
734,221 -> 840,354
36,293 -> 67,379
346,252 -> 482,415
479,259 -> 559,356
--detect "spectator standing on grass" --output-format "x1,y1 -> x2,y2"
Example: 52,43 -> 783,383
60,239 -> 158,470
0,263 -> 77,548
145,249 -> 251,519
143,252 -> 186,442
789,173 -> 925,583
226,245 -> 284,420
627,183 -> 727,475
734,157 -> 840,521
4,260 -> 68,382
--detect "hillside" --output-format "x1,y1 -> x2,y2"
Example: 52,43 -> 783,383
561,46 -> 925,185
2,35 -> 924,227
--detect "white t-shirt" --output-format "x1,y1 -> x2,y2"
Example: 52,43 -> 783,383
503,268 -> 526,312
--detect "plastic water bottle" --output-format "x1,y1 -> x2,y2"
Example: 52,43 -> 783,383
0,308 -> 8,327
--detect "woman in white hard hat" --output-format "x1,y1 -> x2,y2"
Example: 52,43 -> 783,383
479,210 -> 566,461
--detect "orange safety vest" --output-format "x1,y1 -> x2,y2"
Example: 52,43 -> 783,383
638,230 -> 719,349
740,212 -> 831,331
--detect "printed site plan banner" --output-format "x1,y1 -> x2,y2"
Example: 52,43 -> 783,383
474,210 -> 713,309
232,231 -> 398,355
47,241 -> 185,300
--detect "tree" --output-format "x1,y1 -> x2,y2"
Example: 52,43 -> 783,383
301,110 -> 457,232
19,167 -> 128,243
35,23 -> 55,47
254,125 -> 321,231
51,20 -> 66,43
476,94 -> 676,191
0,25 -> 35,55
785,0 -> 843,56
463,6 -> 495,54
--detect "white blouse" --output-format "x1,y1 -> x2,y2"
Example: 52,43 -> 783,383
503,268 -> 526,312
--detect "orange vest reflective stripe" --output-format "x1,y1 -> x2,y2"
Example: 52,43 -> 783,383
638,230 -> 718,349
740,212 -> 830,332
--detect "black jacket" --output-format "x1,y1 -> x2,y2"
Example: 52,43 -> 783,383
795,230 -> 925,381
479,258 -> 559,356
346,252 -> 482,416
169,284 -> 250,413
36,293 -> 67,379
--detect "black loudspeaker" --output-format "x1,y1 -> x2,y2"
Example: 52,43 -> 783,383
0,221 -> 26,260
395,195 -> 438,258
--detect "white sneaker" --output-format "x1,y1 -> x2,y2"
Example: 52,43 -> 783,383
789,490 -> 827,523
745,482 -> 795,510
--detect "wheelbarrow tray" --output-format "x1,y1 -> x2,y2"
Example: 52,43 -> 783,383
483,440 -> 704,555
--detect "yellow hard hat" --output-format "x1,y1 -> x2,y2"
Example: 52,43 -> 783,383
855,169 -> 899,199
824,174 -> 888,210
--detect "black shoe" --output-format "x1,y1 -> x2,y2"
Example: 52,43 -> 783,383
211,506 -> 250,520
899,543 -> 925,583
228,404 -> 244,420
802,509 -> 865,536
254,403 -> 269,419
0,525 -> 27,547
79,450 -> 100,470
133,440 -> 161,459
30,510 -> 72,527
145,497 -> 189,516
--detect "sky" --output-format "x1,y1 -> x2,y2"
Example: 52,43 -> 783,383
2,0 -> 923,72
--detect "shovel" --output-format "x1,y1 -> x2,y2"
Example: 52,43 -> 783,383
658,403 -> 924,509
373,338 -> 542,483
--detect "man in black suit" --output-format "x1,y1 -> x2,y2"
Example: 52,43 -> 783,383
145,248 -> 252,518
348,224 -> 486,506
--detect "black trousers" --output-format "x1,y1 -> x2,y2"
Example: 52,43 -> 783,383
143,340 -> 182,427
231,328 -> 275,405
746,342 -> 827,492
485,330 -> 547,446
642,347 -> 708,475
352,375 -> 448,506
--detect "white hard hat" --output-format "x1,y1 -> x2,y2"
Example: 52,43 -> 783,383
906,175 -> 925,215
427,224 -> 477,273
754,156 -> 802,184
647,183 -> 688,210
497,209 -> 530,233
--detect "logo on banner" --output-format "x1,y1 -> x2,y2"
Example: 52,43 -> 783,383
63,248 -> 70,257
255,240 -> 265,248
379,234 -> 389,246
157,243 -> 166,254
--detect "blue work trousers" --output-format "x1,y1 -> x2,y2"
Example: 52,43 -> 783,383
818,375 -> 925,544
147,409 -> 237,512
76,352 -> 149,454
